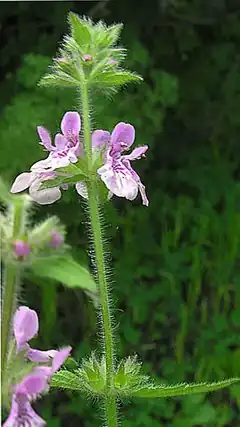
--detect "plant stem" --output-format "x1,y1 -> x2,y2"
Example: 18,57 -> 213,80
81,83 -> 118,427
1,197 -> 27,374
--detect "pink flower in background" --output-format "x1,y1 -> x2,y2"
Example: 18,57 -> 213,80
3,306 -> 71,426
13,240 -> 31,258
97,122 -> 149,206
49,230 -> 64,248
82,54 -> 93,61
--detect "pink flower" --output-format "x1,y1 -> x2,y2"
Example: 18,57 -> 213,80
3,375 -> 47,426
82,54 -> 93,62
49,231 -> 64,248
3,306 -> 72,426
13,240 -> 31,258
10,112 -> 81,204
11,166 -> 61,205
37,111 -> 81,168
97,122 -> 149,206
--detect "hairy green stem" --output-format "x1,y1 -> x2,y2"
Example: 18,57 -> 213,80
1,198 -> 26,374
81,83 -> 118,427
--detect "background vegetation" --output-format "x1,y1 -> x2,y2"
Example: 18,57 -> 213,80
0,1 -> 239,425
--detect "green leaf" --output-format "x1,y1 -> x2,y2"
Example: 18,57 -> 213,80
39,72 -> 79,88
41,174 -> 85,190
0,177 -> 14,204
51,370 -> 82,391
58,161 -> 87,176
96,24 -> 123,48
68,13 -> 92,47
130,378 -> 240,398
31,256 -> 96,294
91,70 -> 143,87
106,24 -> 123,45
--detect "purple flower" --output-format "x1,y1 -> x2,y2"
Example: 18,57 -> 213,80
10,159 -> 62,205
13,306 -> 39,351
37,111 -> 81,167
49,231 -> 64,248
82,54 -> 93,62
97,122 -> 149,206
13,306 -> 71,367
13,240 -> 31,258
4,306 -> 72,426
10,112 -> 81,204
3,375 -> 47,427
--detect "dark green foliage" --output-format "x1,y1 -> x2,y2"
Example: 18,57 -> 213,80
0,0 -> 240,426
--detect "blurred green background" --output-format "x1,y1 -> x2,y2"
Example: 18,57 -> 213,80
0,0 -> 240,426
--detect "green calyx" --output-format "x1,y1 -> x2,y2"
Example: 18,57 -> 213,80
39,12 -> 142,91
1,340 -> 36,409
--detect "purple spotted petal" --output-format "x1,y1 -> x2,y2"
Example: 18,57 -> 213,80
92,130 -> 111,150
37,126 -> 53,151
52,346 -> 72,373
29,180 -> 62,205
98,162 -> 138,200
11,172 -> 36,193
123,145 -> 148,161
122,158 -> 149,206
111,122 -> 135,151
61,112 -> 81,136
13,306 -> 39,349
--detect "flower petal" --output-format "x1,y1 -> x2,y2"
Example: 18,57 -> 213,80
3,393 -> 46,427
11,172 -> 36,193
52,346 -> 72,373
139,182 -> 149,206
61,112 -> 81,136
30,157 -> 53,172
17,374 -> 48,395
27,348 -> 57,363
111,122 -> 135,151
13,306 -> 39,348
123,145 -> 148,161
54,134 -> 68,150
92,130 -> 111,150
37,126 -> 53,151
75,181 -> 88,199
98,163 -> 138,200
29,180 -> 62,205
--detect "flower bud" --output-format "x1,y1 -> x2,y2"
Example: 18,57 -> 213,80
49,231 -> 64,248
82,54 -> 93,62
13,240 -> 31,258
107,58 -> 117,66
55,56 -> 68,63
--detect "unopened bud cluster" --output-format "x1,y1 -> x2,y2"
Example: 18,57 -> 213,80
0,197 -> 66,266
55,353 -> 149,398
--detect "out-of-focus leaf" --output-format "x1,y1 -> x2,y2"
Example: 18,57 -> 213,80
31,256 -> 96,294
